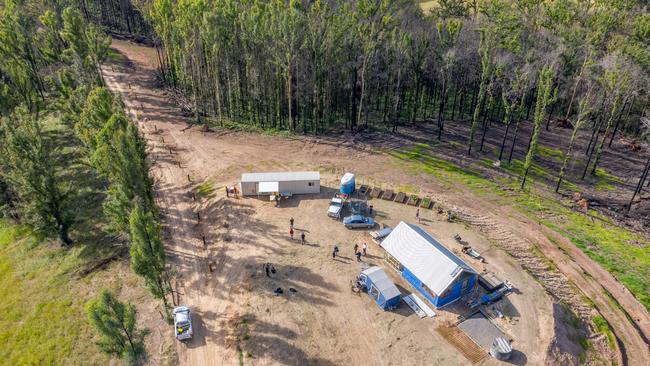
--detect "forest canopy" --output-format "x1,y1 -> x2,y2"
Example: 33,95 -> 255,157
122,0 -> 650,141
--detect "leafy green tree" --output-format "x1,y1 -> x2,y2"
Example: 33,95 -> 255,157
60,7 -> 110,85
0,113 -> 74,246
76,87 -> 115,151
86,290 -> 147,365
97,118 -> 154,234
129,202 -> 171,318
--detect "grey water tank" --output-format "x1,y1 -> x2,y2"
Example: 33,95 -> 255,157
490,337 -> 512,360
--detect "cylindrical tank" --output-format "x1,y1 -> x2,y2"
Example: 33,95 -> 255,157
340,173 -> 355,194
490,337 -> 512,360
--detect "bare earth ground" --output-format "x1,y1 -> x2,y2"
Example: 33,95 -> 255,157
104,39 -> 650,365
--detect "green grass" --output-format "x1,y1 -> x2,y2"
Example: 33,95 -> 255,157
538,146 -> 565,161
387,144 -> 650,312
0,221 -> 141,365
196,179 -> 217,198
593,315 -> 616,349
106,48 -> 127,62
591,168 -> 625,191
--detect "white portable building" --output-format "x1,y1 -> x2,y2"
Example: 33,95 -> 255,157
240,171 -> 320,196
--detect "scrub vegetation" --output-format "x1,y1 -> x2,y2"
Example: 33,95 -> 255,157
389,143 -> 650,312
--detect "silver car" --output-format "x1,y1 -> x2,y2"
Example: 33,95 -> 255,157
343,214 -> 375,229
173,305 -> 193,341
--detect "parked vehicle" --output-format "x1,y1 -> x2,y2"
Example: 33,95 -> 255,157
343,215 -> 375,229
328,197 -> 344,219
173,305 -> 193,341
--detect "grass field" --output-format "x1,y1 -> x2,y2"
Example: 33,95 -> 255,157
387,143 -> 650,312
0,221 -> 148,365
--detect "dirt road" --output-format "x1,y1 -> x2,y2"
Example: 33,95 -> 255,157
104,39 -> 649,365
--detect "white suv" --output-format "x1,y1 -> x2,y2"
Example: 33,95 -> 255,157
173,305 -> 193,341
327,197 -> 344,219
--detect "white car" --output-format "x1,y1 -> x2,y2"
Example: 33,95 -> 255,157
327,197 -> 344,218
173,305 -> 193,341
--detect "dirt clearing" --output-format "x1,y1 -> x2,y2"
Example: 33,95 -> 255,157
103,39 -> 649,366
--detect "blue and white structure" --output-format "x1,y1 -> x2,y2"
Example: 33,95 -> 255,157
358,266 -> 402,310
380,221 -> 477,308
340,172 -> 355,194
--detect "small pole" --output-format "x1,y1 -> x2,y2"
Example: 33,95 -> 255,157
202,236 -> 206,246
178,161 -> 182,168
196,211 -> 201,223
169,148 -> 173,154
154,125 -> 157,131
192,193 -> 196,201
187,174 -> 191,182
161,137 -> 164,143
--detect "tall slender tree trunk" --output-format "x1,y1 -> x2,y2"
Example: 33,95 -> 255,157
628,154 -> 650,212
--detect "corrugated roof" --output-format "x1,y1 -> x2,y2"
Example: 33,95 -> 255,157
380,221 -> 476,295
241,171 -> 320,182
362,266 -> 401,300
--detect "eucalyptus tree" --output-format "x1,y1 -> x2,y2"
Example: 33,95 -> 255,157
352,0 -> 398,130
433,18 -> 462,140
521,64 -> 556,189
497,69 -> 529,161
557,84 -> 595,192
589,55 -> 640,177
468,0 -> 522,155
265,0 -> 307,131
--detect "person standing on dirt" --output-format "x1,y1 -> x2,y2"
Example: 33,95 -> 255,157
264,263 -> 270,277
289,227 -> 294,240
354,243 -> 359,254
290,217 -> 294,228
225,186 -> 229,198
356,251 -> 362,262
362,243 -> 368,256
332,245 -> 339,259
300,231 -> 305,245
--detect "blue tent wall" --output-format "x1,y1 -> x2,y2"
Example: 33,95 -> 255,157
364,272 -> 401,310
384,293 -> 401,309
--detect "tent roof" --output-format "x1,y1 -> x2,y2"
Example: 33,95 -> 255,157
380,222 -> 476,295
362,266 -> 401,300
241,171 -> 320,183
258,181 -> 279,193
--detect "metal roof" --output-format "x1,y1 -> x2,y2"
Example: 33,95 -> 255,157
241,171 -> 320,183
361,266 -> 401,300
380,221 -> 476,295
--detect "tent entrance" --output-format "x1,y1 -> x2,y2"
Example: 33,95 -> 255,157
369,285 -> 380,301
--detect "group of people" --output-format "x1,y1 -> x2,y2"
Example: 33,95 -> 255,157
353,243 -> 368,261
224,185 -> 239,198
287,216 -> 372,261
289,217 -> 306,245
